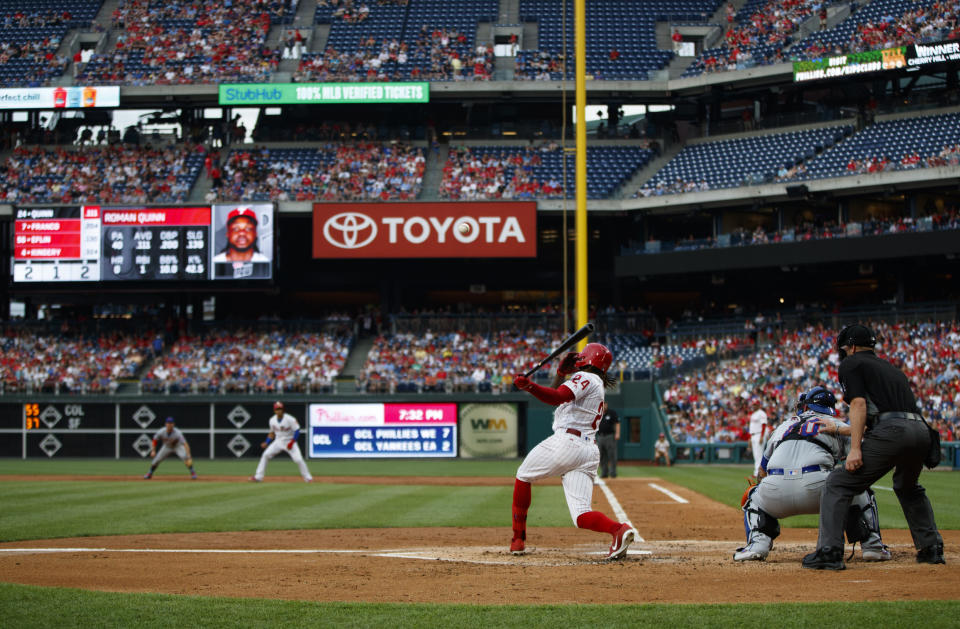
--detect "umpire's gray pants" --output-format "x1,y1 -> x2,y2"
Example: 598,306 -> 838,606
818,417 -> 942,550
597,434 -> 617,478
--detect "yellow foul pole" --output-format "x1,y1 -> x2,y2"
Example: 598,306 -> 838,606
574,0 -> 588,345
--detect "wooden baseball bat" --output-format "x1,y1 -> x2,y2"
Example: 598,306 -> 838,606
523,322 -> 595,377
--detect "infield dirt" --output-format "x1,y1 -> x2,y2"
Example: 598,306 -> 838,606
1,476 -> 957,604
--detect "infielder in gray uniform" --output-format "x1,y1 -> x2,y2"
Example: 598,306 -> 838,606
144,417 -> 197,480
734,386 -> 888,562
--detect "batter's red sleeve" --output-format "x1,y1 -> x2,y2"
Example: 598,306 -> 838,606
522,382 -> 575,406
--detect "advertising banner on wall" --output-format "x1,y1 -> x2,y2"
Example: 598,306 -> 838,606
307,402 -> 457,458
793,40 -> 960,83
0,86 -> 120,109
312,202 -> 537,259
219,82 -> 429,105
457,403 -> 518,458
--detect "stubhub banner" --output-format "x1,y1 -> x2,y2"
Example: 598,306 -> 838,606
308,403 -> 457,458
312,202 -> 537,259
219,82 -> 429,105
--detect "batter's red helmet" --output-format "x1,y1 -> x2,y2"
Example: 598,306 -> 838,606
575,343 -> 613,373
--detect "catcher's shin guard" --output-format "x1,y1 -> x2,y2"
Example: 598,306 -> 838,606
847,489 -> 888,559
735,491 -> 780,561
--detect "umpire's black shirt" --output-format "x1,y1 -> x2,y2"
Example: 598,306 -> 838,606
597,408 -> 619,436
838,350 -> 918,421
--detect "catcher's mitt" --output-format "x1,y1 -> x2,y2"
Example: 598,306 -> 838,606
740,476 -> 758,508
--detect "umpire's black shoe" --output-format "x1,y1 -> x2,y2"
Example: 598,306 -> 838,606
801,546 -> 845,570
916,543 -> 945,565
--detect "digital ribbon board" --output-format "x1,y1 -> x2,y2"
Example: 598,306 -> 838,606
307,403 -> 458,458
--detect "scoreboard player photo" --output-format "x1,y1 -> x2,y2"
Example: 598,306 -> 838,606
211,203 -> 274,280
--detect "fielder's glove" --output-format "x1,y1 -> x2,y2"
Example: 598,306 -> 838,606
556,351 -> 578,376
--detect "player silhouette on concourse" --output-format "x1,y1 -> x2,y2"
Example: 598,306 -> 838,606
511,343 -> 638,559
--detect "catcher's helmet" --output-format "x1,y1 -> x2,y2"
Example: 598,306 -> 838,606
836,323 -> 876,360
800,385 -> 836,416
575,343 -> 613,373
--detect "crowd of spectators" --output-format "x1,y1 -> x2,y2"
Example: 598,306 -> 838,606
79,0 -> 286,86
514,49 -> 565,81
684,0 -> 830,76
0,326 -> 152,394
634,177 -> 711,197
842,143 -> 960,176
0,7 -> 74,87
214,142 -> 425,202
294,27 -> 494,82
140,328 -> 352,394
0,144 -> 205,204
438,144 -> 564,201
359,328 -> 567,393
661,320 -> 960,447
792,0 -> 960,61
636,204 -> 960,255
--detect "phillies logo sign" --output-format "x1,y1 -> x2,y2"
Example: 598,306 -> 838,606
313,202 -> 537,259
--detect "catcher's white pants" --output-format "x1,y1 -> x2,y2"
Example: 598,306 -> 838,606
516,429 -> 600,524
254,441 -> 313,481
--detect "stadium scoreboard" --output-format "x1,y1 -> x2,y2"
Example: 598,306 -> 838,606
12,204 -> 274,283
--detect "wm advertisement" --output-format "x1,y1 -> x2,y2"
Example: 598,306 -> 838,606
458,403 -> 518,458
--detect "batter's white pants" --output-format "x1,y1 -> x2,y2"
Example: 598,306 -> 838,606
516,429 -> 600,525
253,440 -> 313,481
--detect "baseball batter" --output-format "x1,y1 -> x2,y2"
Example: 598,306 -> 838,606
249,402 -> 313,483
511,343 -> 638,560
143,417 -> 197,479
735,386 -> 889,562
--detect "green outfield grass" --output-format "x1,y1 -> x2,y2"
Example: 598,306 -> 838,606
0,459 -> 958,539
1,584 -> 958,629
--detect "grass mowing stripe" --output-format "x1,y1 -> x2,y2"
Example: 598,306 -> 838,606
0,458 -> 524,478
1,583 -> 959,629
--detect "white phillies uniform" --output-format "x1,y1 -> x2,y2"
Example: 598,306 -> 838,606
253,412 -> 313,481
516,371 -> 606,524
749,408 -> 768,475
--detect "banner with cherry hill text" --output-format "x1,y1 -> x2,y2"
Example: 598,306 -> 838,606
312,202 -> 537,259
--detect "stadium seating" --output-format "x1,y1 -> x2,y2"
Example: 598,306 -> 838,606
359,328 -> 569,394
440,143 -> 656,200
0,0 -> 103,86
680,0 -> 825,78
0,326 -> 152,394
636,125 -> 849,195
0,144 -> 206,204
308,0 -> 497,81
215,143 -> 426,202
140,327 -> 354,394
517,0 -> 722,80
801,112 -> 960,179
790,0 -> 958,61
661,320 -> 960,444
79,0 -> 291,86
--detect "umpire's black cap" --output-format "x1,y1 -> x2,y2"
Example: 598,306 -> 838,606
837,324 -> 876,359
